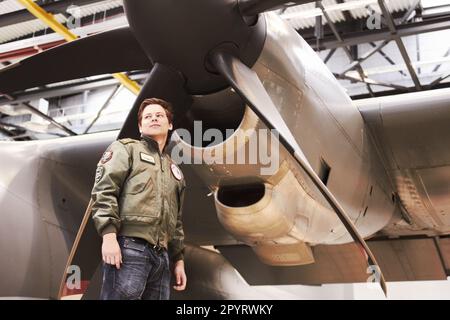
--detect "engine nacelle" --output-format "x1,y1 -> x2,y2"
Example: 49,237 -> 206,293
172,105 -> 345,266
170,12 -> 398,265
214,178 -> 316,266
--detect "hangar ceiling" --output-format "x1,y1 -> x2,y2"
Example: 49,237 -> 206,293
0,0 -> 449,140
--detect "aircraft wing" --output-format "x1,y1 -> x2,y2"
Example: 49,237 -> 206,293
174,154 -> 448,285
217,236 -> 450,285
357,88 -> 450,234
182,161 -> 450,285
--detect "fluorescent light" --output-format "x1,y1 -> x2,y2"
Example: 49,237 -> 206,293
345,57 -> 450,76
280,0 -> 378,20
421,0 -> 450,9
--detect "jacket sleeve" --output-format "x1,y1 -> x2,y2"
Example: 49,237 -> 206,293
168,179 -> 186,262
91,141 -> 131,237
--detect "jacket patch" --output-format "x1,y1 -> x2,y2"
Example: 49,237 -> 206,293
171,163 -> 183,181
140,152 -> 155,165
95,166 -> 104,183
100,151 -> 113,164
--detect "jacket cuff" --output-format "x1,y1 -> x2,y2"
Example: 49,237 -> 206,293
171,251 -> 184,262
101,224 -> 118,236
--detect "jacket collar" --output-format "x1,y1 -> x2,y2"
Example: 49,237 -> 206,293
141,134 -> 166,154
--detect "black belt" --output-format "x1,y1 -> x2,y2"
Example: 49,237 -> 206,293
124,236 -> 165,253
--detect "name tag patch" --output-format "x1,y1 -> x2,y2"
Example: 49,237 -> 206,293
140,152 -> 155,165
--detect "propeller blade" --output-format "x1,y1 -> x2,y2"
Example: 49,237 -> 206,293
210,50 -> 387,295
118,63 -> 192,139
239,0 -> 316,16
0,27 -> 151,95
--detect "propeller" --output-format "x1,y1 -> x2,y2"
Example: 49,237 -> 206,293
0,27 -> 151,95
118,63 -> 192,139
239,0 -> 317,16
209,50 -> 387,295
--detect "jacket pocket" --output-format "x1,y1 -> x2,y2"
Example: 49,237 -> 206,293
123,170 -> 153,195
119,158 -> 163,218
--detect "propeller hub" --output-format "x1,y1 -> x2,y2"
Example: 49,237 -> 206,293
123,0 -> 266,94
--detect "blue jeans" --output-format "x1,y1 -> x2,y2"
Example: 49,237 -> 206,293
100,236 -> 171,300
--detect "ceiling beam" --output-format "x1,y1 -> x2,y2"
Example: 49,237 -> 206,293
334,73 -> 409,91
21,101 -> 77,136
351,81 -> 450,100
0,0 -> 103,28
339,1 -> 419,76
429,73 -> 450,88
323,48 -> 336,64
317,1 -> 374,96
433,47 -> 450,73
83,84 -> 121,134
306,15 -> 450,50
0,125 -> 14,137
377,0 -> 421,90
0,72 -> 147,107
0,120 -> 65,137
368,42 -> 407,77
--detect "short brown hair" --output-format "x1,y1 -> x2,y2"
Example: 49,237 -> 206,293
137,98 -> 174,126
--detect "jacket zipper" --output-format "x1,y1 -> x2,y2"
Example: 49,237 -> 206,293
159,153 -> 164,247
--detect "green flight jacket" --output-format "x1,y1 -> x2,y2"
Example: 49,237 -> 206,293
91,135 -> 186,262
